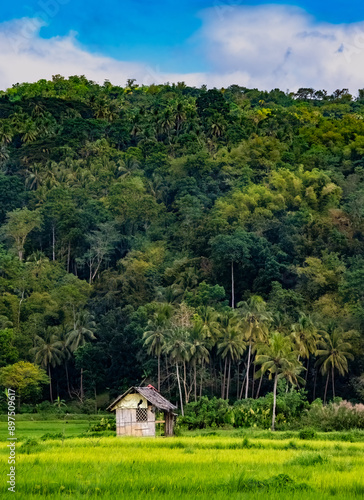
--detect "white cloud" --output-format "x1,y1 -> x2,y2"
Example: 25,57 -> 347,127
2,7 -> 364,92
0,17 -> 205,90
198,5 -> 364,92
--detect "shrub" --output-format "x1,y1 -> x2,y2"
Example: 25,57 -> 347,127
179,397 -> 230,429
232,390 -> 308,429
40,432 -> 64,441
303,400 -> 364,431
19,438 -> 41,454
35,401 -> 56,414
88,417 -> 116,432
232,399 -> 271,429
299,428 -> 317,440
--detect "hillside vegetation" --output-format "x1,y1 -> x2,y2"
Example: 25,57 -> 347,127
0,77 -> 363,413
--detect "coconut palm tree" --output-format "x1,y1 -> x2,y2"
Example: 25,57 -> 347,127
163,327 -> 191,416
315,328 -> 355,403
30,328 -> 63,403
255,331 -> 303,430
0,123 -> 13,145
189,317 -> 210,401
56,326 -> 73,399
238,296 -> 271,398
25,163 -> 45,191
217,322 -> 246,400
143,304 -> 173,391
291,313 -> 319,360
21,120 -> 38,143
66,311 -> 96,400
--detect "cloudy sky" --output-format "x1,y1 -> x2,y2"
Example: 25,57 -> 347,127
1,1 -> 364,92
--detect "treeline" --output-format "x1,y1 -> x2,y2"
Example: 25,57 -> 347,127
0,75 -> 363,411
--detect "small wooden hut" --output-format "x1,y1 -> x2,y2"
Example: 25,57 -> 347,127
107,385 -> 177,437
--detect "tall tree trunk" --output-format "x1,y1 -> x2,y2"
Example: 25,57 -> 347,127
239,369 -> 247,400
313,369 -> 317,401
256,373 -> 263,399
271,373 -> 278,431
52,224 -> 56,261
157,353 -> 161,392
324,372 -> 329,404
245,341 -> 252,399
80,367 -> 84,402
222,357 -> 227,399
176,362 -> 184,416
236,363 -> 240,399
48,365 -> 53,403
332,366 -> 335,399
18,291 -> 25,329
226,358 -> 231,401
65,363 -> 72,399
251,357 -> 256,398
94,385 -> 97,413
194,361 -> 197,402
67,242 -> 71,273
183,361 -> 188,404
305,357 -> 310,382
166,358 -> 170,394
200,359 -> 204,398
231,261 -> 235,309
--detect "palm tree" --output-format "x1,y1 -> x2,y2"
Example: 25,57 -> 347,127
255,331 -> 303,430
25,163 -> 44,191
21,120 -> 38,143
30,328 -> 63,403
189,318 -> 210,401
315,328 -> 355,403
56,326 -> 73,399
143,304 -> 173,391
238,296 -> 271,399
217,321 -> 246,400
173,101 -> 186,136
163,327 -> 191,416
197,306 -> 220,342
291,313 -> 318,360
0,123 -> 13,145
66,311 -> 96,400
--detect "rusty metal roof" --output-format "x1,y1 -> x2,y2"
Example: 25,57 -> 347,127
107,386 -> 177,412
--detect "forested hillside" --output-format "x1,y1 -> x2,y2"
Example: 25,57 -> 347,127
0,76 -> 363,410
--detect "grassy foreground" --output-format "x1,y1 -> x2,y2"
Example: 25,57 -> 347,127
1,424 -> 364,499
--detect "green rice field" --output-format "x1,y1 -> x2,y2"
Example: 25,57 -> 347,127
1,419 -> 364,499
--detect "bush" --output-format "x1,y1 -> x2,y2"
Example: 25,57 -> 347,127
88,417 -> 116,432
19,403 -> 36,414
19,438 -> 41,454
232,399 -> 271,429
303,400 -> 364,431
298,428 -> 316,440
179,397 -> 230,429
232,390 -> 308,429
40,432 -> 64,441
35,401 -> 57,414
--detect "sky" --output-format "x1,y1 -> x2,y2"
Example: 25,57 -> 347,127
1,1 -> 364,91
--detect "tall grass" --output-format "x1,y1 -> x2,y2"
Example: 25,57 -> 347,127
0,431 -> 364,499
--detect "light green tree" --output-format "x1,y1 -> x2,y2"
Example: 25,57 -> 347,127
0,361 -> 48,409
315,328 -> 355,403
2,208 -> 42,261
30,328 -> 63,402
255,332 -> 303,430
143,303 -> 173,391
238,296 -> 271,398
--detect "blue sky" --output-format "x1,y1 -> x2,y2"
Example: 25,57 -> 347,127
1,1 -> 364,90
2,1 -> 364,69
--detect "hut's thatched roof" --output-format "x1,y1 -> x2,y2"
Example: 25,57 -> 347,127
107,386 -> 177,412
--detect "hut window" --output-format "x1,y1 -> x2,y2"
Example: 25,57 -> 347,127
136,408 -> 148,422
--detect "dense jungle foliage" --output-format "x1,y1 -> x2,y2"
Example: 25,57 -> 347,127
0,76 -> 363,414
